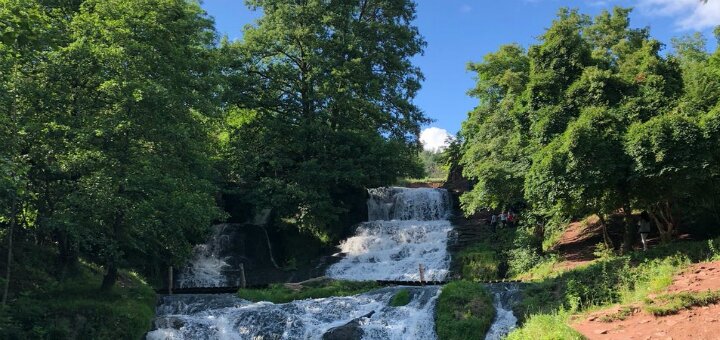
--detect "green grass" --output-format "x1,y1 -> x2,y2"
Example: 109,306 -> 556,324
505,311 -> 583,340
644,290 -> 720,316
396,177 -> 446,185
457,244 -> 501,281
509,237 -> 720,336
389,289 -> 411,307
1,262 -> 156,339
435,281 -> 495,340
237,279 -> 380,303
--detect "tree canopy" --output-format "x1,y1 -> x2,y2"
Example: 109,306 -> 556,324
458,7 -> 719,251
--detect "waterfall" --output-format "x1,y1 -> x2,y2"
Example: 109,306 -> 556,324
148,187 -> 454,339
327,187 -> 452,281
147,287 -> 441,340
484,283 -> 522,340
177,225 -> 231,288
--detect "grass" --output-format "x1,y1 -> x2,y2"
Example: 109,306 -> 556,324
389,289 -> 411,307
435,281 -> 495,340
396,177 -> 446,185
237,279 -> 380,303
644,290 -> 720,316
505,311 -> 583,340
1,262 -> 156,339
508,237 -> 720,336
456,244 -> 500,281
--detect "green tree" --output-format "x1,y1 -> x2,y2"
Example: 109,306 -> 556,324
526,108 -> 631,248
50,0 -> 224,289
625,114 -> 707,242
459,44 -> 530,213
222,0 -> 427,240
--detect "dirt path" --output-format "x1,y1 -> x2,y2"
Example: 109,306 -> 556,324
572,261 -> 720,339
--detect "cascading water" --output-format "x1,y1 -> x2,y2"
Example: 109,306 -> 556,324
484,283 -> 522,340
148,187 -> 453,339
327,187 -> 452,281
147,287 -> 440,340
177,225 -> 231,288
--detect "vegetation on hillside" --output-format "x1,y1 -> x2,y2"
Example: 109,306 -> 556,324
507,237 -> 720,336
0,248 -> 155,339
455,7 -> 720,256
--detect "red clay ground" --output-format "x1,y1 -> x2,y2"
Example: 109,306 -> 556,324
572,261 -> 720,340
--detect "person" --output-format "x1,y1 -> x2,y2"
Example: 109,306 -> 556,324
638,211 -> 652,251
490,214 -> 498,232
507,211 -> 515,227
500,211 -> 507,228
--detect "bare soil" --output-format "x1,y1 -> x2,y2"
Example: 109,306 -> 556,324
572,261 -> 720,340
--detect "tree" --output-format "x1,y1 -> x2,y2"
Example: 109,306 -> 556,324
222,0 -> 427,240
526,107 -> 631,248
459,44 -> 530,213
50,0 -> 224,289
625,114 -> 707,242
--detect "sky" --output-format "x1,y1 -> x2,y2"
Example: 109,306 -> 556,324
201,0 -> 720,151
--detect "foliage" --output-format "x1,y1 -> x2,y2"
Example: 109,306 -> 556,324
236,280 -> 379,303
435,281 -> 495,340
513,237 -> 720,322
389,289 -> 411,307
0,260 -> 155,339
221,0 -> 428,242
419,150 -> 448,180
455,5 -> 718,254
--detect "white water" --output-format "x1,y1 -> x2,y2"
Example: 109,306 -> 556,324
147,287 -> 440,340
149,187 -> 454,339
327,187 -> 452,281
484,283 -> 521,340
177,225 -> 231,288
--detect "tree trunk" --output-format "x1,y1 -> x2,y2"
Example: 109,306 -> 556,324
652,201 -> 675,243
100,264 -> 118,292
621,205 -> 635,254
2,201 -> 18,306
57,230 -> 78,280
598,214 -> 614,250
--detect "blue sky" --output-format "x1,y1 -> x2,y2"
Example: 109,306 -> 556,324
201,0 -> 720,147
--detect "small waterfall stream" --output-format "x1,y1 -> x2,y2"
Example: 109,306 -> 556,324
484,283 -> 522,340
148,187 -> 454,339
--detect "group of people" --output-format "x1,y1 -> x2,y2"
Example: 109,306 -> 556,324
489,211 -> 517,231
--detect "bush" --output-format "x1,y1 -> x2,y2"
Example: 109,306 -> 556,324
435,281 -> 495,340
1,265 -> 156,339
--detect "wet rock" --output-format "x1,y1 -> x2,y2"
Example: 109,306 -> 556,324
322,311 -> 374,340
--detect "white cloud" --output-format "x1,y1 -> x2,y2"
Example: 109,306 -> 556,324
420,127 -> 453,153
638,0 -> 720,30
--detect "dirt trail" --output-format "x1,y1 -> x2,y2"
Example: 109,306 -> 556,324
572,261 -> 720,340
